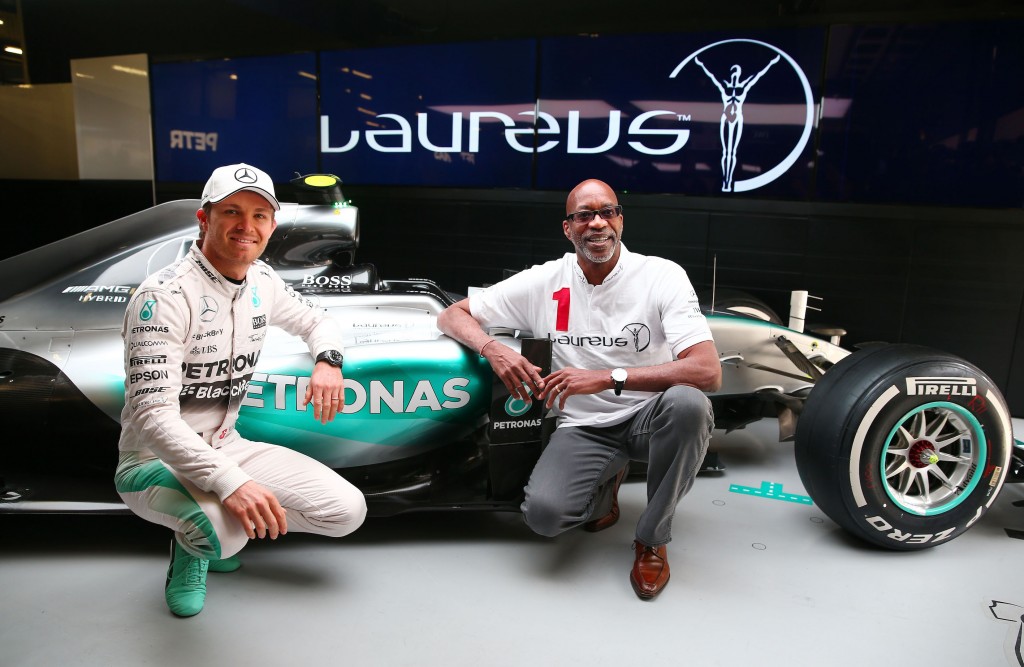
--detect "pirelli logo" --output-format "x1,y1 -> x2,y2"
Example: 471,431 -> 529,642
905,377 -> 977,397
129,355 -> 168,366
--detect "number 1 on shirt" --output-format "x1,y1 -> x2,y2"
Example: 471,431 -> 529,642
552,287 -> 569,332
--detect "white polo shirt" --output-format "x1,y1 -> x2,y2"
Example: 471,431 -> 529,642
469,244 -> 712,428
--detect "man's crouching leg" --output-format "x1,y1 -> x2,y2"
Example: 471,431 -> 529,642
629,385 -> 714,599
521,425 -> 627,537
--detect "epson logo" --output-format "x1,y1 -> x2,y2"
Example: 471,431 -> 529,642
253,315 -> 267,329
132,325 -> 170,334
905,377 -> 977,397
301,275 -> 353,287
130,370 -> 170,383
130,355 -> 168,367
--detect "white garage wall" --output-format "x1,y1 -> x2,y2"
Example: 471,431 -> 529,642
70,53 -> 153,180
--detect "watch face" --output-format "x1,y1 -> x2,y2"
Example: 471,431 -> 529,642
320,350 -> 343,365
612,368 -> 627,382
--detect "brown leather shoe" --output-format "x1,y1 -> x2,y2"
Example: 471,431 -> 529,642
630,541 -> 670,600
583,464 -> 629,533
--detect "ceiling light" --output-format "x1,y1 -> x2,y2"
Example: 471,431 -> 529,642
112,64 -> 147,76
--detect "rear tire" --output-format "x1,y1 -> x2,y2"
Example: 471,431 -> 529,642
700,288 -> 783,324
794,344 -> 1012,550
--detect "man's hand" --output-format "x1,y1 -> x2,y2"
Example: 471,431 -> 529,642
481,341 -> 545,402
437,299 -> 545,401
302,361 -> 345,424
538,367 -> 610,410
223,480 -> 288,539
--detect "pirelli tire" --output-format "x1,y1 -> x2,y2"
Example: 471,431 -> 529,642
794,344 -> 1012,551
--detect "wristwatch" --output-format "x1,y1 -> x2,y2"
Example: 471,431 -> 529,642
315,349 -> 344,368
611,367 -> 627,396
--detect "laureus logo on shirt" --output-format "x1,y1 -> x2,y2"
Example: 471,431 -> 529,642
622,323 -> 651,352
139,300 -> 156,321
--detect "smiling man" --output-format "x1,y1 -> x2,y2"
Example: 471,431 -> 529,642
116,164 -> 366,617
438,178 -> 721,600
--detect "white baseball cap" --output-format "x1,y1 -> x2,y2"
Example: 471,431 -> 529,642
200,163 -> 281,211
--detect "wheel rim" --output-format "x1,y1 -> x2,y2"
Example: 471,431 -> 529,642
880,401 -> 987,516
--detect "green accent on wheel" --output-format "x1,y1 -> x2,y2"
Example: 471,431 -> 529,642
881,401 -> 987,517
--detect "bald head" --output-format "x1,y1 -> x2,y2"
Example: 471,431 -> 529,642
566,179 -> 618,216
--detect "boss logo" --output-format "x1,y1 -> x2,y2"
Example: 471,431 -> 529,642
301,275 -> 353,287
253,315 -> 267,329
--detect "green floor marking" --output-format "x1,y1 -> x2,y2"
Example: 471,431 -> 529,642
729,481 -> 813,505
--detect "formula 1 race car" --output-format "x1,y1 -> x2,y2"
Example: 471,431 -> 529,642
0,174 -> 1020,552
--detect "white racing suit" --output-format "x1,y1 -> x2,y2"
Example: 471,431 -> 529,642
115,244 -> 366,559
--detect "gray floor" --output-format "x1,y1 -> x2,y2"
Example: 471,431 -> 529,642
4,418 -> 1024,667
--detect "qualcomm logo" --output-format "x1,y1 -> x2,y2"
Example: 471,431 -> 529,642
670,39 -> 814,193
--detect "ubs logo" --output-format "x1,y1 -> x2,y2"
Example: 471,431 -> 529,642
199,296 -> 219,322
671,39 -> 813,193
622,323 -> 651,353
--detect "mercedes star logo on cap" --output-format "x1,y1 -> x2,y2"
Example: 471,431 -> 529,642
234,168 -> 257,184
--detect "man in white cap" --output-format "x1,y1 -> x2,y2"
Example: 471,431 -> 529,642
116,163 -> 366,617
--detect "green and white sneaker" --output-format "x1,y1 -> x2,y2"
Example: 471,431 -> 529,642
208,554 -> 242,573
165,540 -> 209,617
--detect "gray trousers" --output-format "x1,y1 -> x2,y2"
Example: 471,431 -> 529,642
520,385 -> 713,546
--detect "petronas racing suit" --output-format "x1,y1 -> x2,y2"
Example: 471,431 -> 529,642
115,244 -> 366,559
